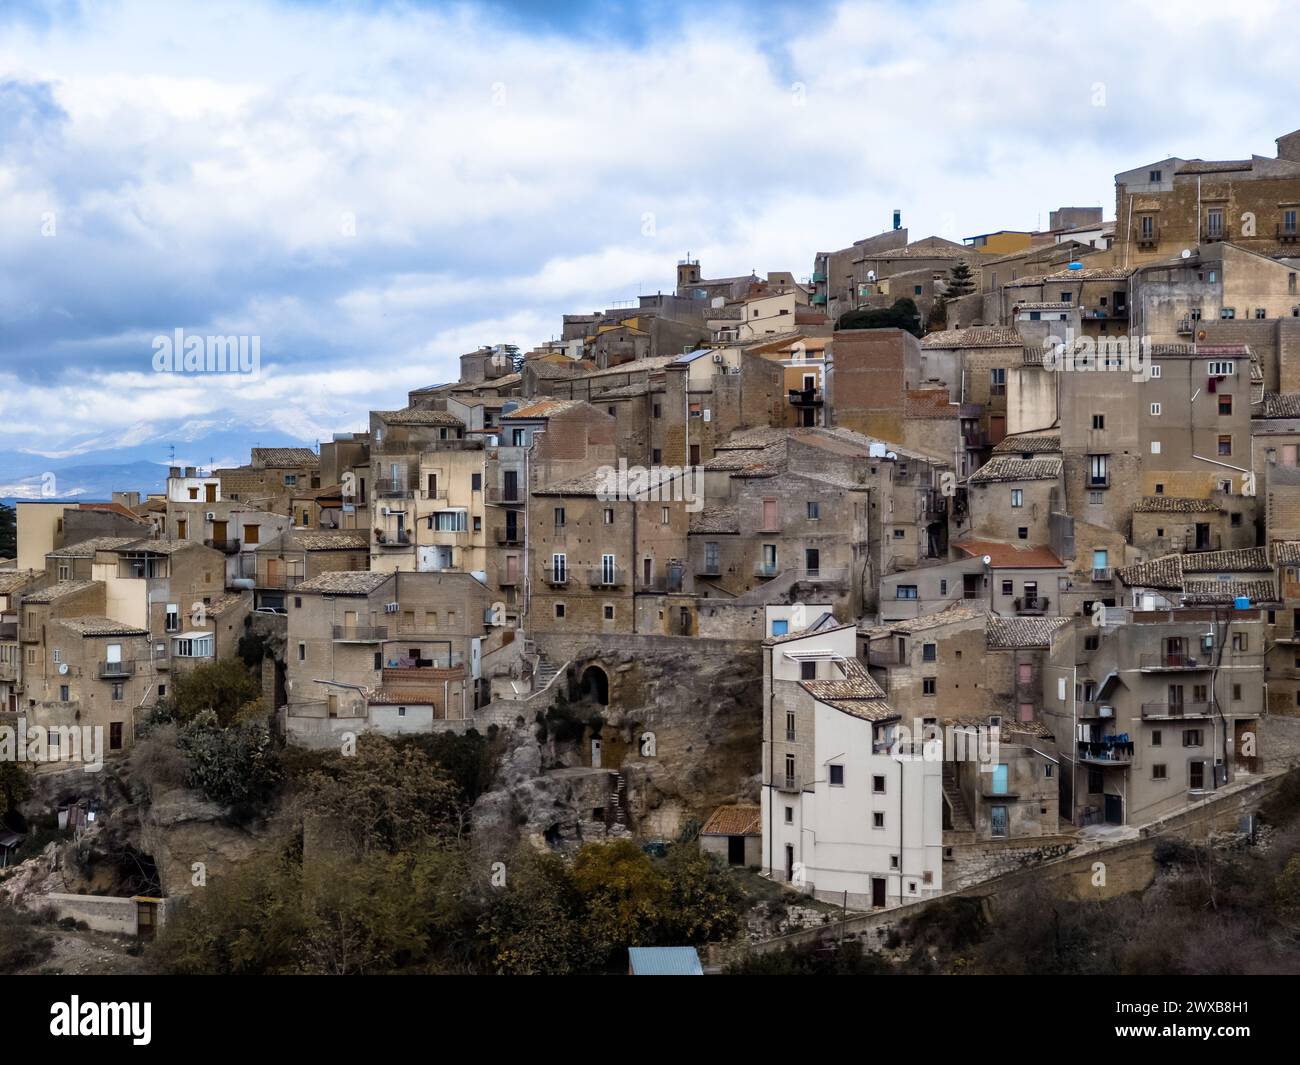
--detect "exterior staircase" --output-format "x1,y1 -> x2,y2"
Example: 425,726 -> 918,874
611,771 -> 629,826
942,762 -> 974,833
534,652 -> 561,692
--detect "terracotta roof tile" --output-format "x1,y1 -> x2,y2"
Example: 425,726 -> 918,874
700,805 -> 761,836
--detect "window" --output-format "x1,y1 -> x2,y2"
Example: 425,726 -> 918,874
59,685 -> 70,702
1149,364 -> 1161,378
1011,489 -> 1023,508
111,682 -> 124,701
1183,729 -> 1203,747
800,660 -> 816,680
661,506 -> 670,525
1232,631 -> 1247,652
1286,209 -> 1298,234
991,805 -> 1008,837
652,403 -> 661,418
554,603 -> 566,619
604,605 -> 615,620
110,722 -> 123,750
1152,764 -> 1167,780
172,635 -> 214,658
991,764 -> 1008,795
828,764 -> 844,787
1206,207 -> 1224,238
1148,169 -> 1162,182
784,806 -> 793,824
652,448 -> 662,464
1150,441 -> 1161,455
922,643 -> 937,662
1150,402 -> 1162,416
553,507 -> 565,528
1017,527 -> 1028,540
1140,214 -> 1155,238
1089,491 -> 1103,505
1218,394 -> 1233,416
1088,454 -> 1108,487
806,501 -> 820,520
603,508 -> 614,525
939,579 -> 948,595
1151,730 -> 1161,747
1001,579 -> 1014,596
990,368 -> 1006,396
1218,434 -> 1232,457
923,677 -> 936,696
1045,764 -> 1054,778
471,473 -> 481,491
551,553 -> 566,582
1092,413 -> 1105,429
893,528 -> 905,539
1256,307 -> 1268,319
297,643 -> 305,661
873,775 -> 886,794
895,585 -> 918,600
873,811 -> 886,829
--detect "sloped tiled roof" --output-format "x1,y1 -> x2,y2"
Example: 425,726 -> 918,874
954,540 -> 1064,569
887,605 -> 988,635
1272,541 -> 1300,566
700,805 -> 761,836
1183,547 -> 1271,573
921,326 -> 1022,349
986,615 -> 1071,649
1182,579 -> 1277,605
52,616 -> 148,638
992,431 -> 1060,455
1133,496 -> 1223,514
295,571 -> 391,595
1117,555 -> 1183,590
689,504 -> 739,535
252,447 -> 319,467
22,580 -> 98,604
375,407 -> 464,427
501,397 -> 588,420
967,456 -> 1061,484
293,531 -> 371,551
48,536 -> 145,557
1253,393 -> 1300,419
764,618 -> 852,646
0,570 -> 39,595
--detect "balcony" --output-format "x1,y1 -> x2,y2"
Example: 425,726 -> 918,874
962,430 -> 987,449
374,479 -> 413,499
258,572 -> 304,589
1089,306 -> 1128,320
587,566 -> 626,588
332,625 -> 388,642
1077,701 -> 1115,719
20,625 -> 40,644
754,561 -> 779,579
498,571 -> 519,586
1139,653 -> 1208,671
773,774 -> 804,793
495,528 -> 523,546
374,530 -> 411,548
798,567 -> 848,584
204,537 -> 241,554
787,388 -> 824,406
487,485 -> 524,505
1136,227 -> 1160,249
0,660 -> 19,682
1277,224 -> 1299,244
0,622 -> 15,640
1141,701 -> 1214,720
1077,739 -> 1134,764
1176,317 -> 1196,335
542,565 -> 569,586
1087,475 -> 1110,490
1092,568 -> 1112,582
99,660 -> 136,678
1183,532 -> 1222,554
1014,595 -> 1050,614
696,560 -> 722,577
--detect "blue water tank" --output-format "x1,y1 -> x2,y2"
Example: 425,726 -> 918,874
1234,596 -> 1250,609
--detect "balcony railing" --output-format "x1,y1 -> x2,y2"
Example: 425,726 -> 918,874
696,561 -> 722,577
639,573 -> 685,594
1089,306 -> 1128,319
1141,701 -> 1213,720
1136,227 -> 1160,248
495,528 -> 523,545
1092,568 -> 1112,582
754,561 -> 779,578
332,625 -> 389,641
258,572 -> 304,589
587,567 -> 626,588
374,479 -> 413,499
1139,653 -> 1207,671
774,774 -> 804,792
787,388 -> 824,406
1176,317 -> 1196,335
1014,595 -> 1050,613
204,537 -> 241,554
1077,701 -> 1115,719
487,485 -> 524,504
542,565 -> 568,586
1077,739 -> 1134,764
798,567 -> 848,584
374,530 -> 411,547
1277,224 -> 1299,243
99,660 -> 136,678
1184,532 -> 1222,554
1087,475 -> 1110,489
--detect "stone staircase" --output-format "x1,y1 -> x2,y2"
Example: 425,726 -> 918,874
942,763 -> 974,832
534,652 -> 561,692
610,771 -> 629,827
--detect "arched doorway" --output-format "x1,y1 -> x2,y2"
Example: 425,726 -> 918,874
578,665 -> 610,706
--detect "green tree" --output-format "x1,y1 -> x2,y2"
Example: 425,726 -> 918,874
306,736 -> 463,854
926,295 -> 949,332
479,846 -> 596,975
836,297 -> 923,338
164,658 -> 263,727
0,760 -> 31,817
946,259 -> 975,298
176,711 -> 281,808
572,839 -> 669,951
660,845 -> 744,944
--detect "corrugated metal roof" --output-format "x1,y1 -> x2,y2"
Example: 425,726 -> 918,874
627,947 -> 703,976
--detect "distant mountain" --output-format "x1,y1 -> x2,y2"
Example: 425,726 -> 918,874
0,416 -> 335,504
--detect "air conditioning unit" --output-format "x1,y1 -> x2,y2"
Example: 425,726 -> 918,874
729,366 -> 741,374
381,507 -> 391,516
205,512 -> 217,521
712,352 -> 724,363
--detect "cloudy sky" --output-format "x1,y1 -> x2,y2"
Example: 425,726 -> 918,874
1,0 -> 1296,474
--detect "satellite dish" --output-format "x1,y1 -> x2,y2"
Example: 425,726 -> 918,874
58,663 -> 69,675
1181,249 -> 1192,258
982,555 -> 992,566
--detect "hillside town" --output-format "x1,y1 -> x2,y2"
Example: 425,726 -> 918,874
6,128 -> 1300,977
